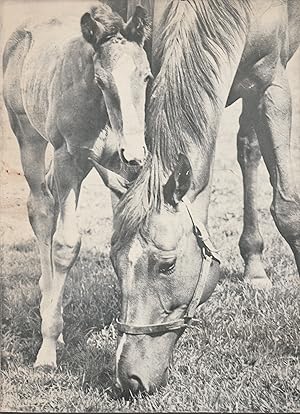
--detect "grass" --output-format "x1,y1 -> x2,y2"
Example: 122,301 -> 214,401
1,163 -> 300,412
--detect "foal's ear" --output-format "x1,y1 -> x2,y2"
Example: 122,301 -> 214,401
81,12 -> 105,48
89,155 -> 130,199
124,5 -> 150,45
163,154 -> 192,206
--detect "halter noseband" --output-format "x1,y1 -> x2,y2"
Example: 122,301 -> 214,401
116,198 -> 221,335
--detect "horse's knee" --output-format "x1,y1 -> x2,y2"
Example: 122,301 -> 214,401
53,231 -> 81,273
271,192 -> 300,243
27,186 -> 55,237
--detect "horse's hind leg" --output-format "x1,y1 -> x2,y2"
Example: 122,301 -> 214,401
237,101 -> 272,289
256,64 -> 300,275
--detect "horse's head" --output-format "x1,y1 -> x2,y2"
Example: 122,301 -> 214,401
81,5 -> 151,166
111,155 -> 221,395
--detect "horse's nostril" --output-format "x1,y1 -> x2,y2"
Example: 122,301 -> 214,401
128,375 -> 145,393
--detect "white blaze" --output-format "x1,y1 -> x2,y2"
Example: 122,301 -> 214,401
112,54 -> 145,160
115,239 -> 143,386
116,332 -> 127,388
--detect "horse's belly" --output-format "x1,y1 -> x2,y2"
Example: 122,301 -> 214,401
228,0 -> 290,104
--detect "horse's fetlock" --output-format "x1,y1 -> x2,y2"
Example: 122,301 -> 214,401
239,231 -> 264,260
41,317 -> 63,341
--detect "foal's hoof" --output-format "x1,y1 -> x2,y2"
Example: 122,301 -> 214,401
34,361 -> 57,372
247,276 -> 272,290
34,345 -> 57,370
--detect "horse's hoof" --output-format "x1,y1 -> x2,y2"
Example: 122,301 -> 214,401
33,361 -> 57,372
244,259 -> 272,290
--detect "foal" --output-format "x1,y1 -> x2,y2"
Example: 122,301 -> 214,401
3,3 -> 151,368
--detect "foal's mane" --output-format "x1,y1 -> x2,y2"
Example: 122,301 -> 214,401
113,0 -> 250,246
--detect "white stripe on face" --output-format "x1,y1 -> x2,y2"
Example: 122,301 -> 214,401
126,238 -> 143,306
112,54 -> 137,132
115,238 -> 143,387
112,54 -> 145,158
116,333 -> 127,389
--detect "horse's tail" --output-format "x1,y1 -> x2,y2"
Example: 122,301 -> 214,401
3,22 -> 32,75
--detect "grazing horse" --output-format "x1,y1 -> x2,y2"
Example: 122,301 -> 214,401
3,3 -> 151,368
111,0 -> 300,394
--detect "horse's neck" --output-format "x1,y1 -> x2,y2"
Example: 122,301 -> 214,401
186,34 -> 246,215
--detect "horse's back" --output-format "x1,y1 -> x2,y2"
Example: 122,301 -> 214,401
3,17 -> 83,140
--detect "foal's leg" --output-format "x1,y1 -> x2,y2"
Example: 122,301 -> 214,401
237,101 -> 272,289
35,145 -> 91,367
256,64 -> 300,275
6,112 -> 59,366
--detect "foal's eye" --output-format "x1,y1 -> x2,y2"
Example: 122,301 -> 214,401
159,260 -> 176,275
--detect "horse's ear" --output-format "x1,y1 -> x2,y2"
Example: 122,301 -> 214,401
81,12 -> 105,48
163,154 -> 192,206
124,5 -> 150,46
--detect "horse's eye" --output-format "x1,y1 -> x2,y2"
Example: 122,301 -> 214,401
159,260 -> 176,275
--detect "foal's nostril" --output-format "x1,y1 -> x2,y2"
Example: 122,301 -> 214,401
120,149 -> 143,167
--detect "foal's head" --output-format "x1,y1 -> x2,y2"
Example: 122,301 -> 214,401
81,4 -> 151,166
111,155 -> 221,395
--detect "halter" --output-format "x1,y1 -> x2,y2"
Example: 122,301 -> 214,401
116,198 -> 221,335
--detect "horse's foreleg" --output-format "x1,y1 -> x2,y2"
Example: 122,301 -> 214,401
256,65 -> 300,275
237,102 -> 271,289
35,146 -> 91,368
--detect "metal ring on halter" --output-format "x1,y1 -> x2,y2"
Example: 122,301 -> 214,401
115,198 -> 221,335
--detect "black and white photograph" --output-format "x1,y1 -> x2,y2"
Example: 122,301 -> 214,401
1,0 -> 299,412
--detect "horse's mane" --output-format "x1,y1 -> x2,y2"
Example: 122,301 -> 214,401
112,0 -> 251,247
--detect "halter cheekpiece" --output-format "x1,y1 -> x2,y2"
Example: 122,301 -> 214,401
116,197 -> 221,335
